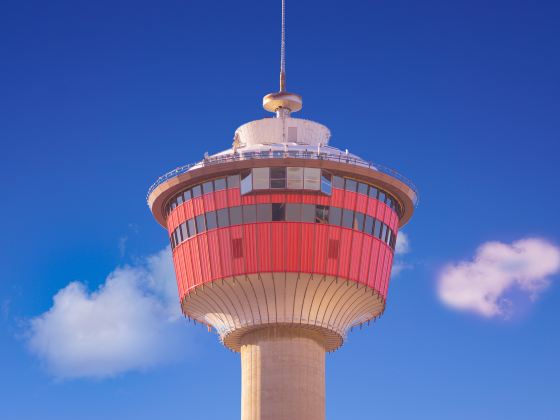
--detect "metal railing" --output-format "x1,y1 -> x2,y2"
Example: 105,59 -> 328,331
147,150 -> 419,206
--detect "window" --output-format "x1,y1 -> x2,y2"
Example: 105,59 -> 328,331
304,168 -> 321,190
214,178 -> 227,191
179,223 -> 188,241
240,171 -> 252,195
373,220 -> 382,238
315,205 -> 329,224
188,218 -> 196,237
202,181 -> 214,195
227,174 -> 240,188
229,206 -> 242,225
378,191 -> 386,203
206,211 -> 218,230
257,204 -> 272,222
345,179 -> 357,192
329,207 -> 342,225
232,238 -> 243,258
196,214 -> 206,233
217,208 -> 230,227
386,196 -> 393,209
358,183 -> 368,195
184,189 -> 192,201
354,212 -> 365,231
272,203 -> 285,221
332,176 -> 345,189
301,204 -> 315,222
380,224 -> 387,242
192,185 -> 202,198
364,215 -> 374,235
342,209 -> 354,228
286,203 -> 301,221
176,194 -> 184,205
368,187 -> 378,199
287,167 -> 303,189
270,167 -> 286,189
243,205 -> 257,223
321,171 -> 332,195
253,168 -> 270,189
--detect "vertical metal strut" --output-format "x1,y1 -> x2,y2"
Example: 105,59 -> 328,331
280,0 -> 286,92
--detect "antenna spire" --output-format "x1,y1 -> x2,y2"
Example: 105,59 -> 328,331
280,0 -> 286,92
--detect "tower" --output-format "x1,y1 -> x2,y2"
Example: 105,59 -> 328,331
147,2 -> 417,419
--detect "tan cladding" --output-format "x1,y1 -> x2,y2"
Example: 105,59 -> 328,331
240,327 -> 326,420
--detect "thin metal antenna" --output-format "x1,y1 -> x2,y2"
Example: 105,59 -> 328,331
280,0 -> 286,92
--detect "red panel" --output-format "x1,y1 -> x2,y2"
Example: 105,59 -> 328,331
270,193 -> 285,203
286,223 -> 301,272
355,194 -> 368,214
366,198 -> 378,218
218,228 -> 233,278
271,223 -> 285,272
360,235 -> 373,285
177,245 -> 189,298
383,248 -> 394,297
257,223 -> 272,273
243,224 -> 258,274
192,197 -> 205,217
301,194 -> 316,204
230,225 -> 244,276
172,251 -> 183,298
255,194 -> 270,204
197,234 -> 212,283
203,193 -> 216,212
227,188 -> 241,206
375,242 -> 387,297
184,200 -> 194,221
344,191 -> 357,211
214,190 -> 228,210
337,229 -> 353,279
326,226 -> 341,276
189,236 -> 202,287
183,239 -> 194,293
348,232 -> 364,282
241,195 -> 256,205
285,193 -> 303,203
331,189 -> 345,208
313,224 -> 329,275
368,240 -> 381,290
206,230 -> 222,279
300,224 -> 315,273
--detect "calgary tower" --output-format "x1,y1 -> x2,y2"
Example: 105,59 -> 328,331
147,1 -> 417,419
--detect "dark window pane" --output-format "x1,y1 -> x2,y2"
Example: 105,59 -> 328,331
386,196 -> 393,209
206,211 -> 218,230
342,209 -> 354,228
285,203 -> 301,221
368,187 -> 378,199
315,205 -> 329,224
229,206 -> 242,225
180,223 -> 188,241
257,204 -> 272,222
184,189 -> 192,201
364,215 -> 374,235
176,194 -> 184,205
174,230 -> 180,246
243,205 -> 257,223
354,212 -> 365,231
187,218 -> 196,237
358,183 -> 368,195
272,203 -> 286,221
202,181 -> 214,195
196,215 -> 206,233
214,178 -> 227,191
192,185 -> 202,198
170,235 -> 175,249
170,201 -> 177,210
301,204 -> 315,222
332,176 -> 345,189
345,179 -> 357,192
328,207 -> 342,226
321,171 -> 332,195
217,208 -> 230,227
380,224 -> 387,242
386,229 -> 392,245
373,220 -> 382,238
378,191 -> 386,203
240,171 -> 252,195
270,167 -> 286,189
227,174 -> 240,188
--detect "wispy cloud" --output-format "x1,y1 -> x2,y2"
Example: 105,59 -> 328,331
26,247 -> 189,379
437,238 -> 560,318
392,232 -> 412,277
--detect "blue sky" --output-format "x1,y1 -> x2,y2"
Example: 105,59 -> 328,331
1,0 -> 560,419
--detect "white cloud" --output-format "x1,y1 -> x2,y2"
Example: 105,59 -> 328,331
395,232 -> 410,255
437,238 -> 560,318
391,232 -> 411,277
26,247 -> 189,379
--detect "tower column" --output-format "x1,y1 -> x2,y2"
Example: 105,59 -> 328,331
240,326 -> 326,420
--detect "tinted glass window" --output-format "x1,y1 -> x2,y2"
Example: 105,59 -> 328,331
368,187 -> 378,199
315,205 -> 329,224
378,191 -> 386,203
302,204 -> 315,222
196,215 -> 206,232
227,174 -> 240,188
285,203 -> 301,221
179,223 -> 188,241
202,181 -> 214,194
253,168 -> 270,189
217,208 -> 230,227
373,220 -> 382,238
192,185 -> 202,198
354,212 -> 365,231
229,206 -> 242,225
287,167 -> 303,189
329,207 -> 342,225
321,171 -> 332,195
214,178 -> 227,191
364,215 -> 374,235
345,179 -> 357,192
270,167 -> 286,189
176,195 -> 184,205
257,204 -> 272,222
358,183 -> 368,195
243,205 -> 257,223
184,189 -> 192,201
304,168 -> 321,190
240,171 -> 252,195
187,218 -> 196,236
206,211 -> 218,230
272,203 -> 286,221
386,196 -> 393,209
342,209 -> 354,228
332,176 -> 345,189
380,224 -> 387,242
